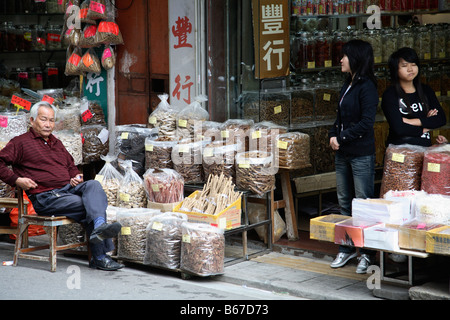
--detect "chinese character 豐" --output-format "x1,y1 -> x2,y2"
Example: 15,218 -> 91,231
172,16 -> 193,49
261,4 -> 284,35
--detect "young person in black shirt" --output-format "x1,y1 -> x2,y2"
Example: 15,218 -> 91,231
328,40 -> 379,273
381,47 -> 447,147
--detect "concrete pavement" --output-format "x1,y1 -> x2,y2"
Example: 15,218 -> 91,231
1,235 -> 449,301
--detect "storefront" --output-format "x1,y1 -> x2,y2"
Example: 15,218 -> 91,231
0,1 -> 449,278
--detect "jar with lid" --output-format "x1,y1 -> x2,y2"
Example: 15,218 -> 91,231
397,26 -> 414,49
363,29 -> 382,63
425,66 -> 441,96
6,22 -> 17,52
315,31 -> 332,68
431,24 -> 446,59
32,24 -> 46,51
16,26 -> 26,52
10,68 -> 29,89
46,25 -> 62,50
34,0 -> 47,13
290,75 -> 315,125
22,25 -> 32,51
0,22 -> 7,52
332,30 -> 346,66
414,25 -> 431,60
44,62 -> 59,88
296,32 -> 315,69
28,67 -> 44,91
442,65 -> 450,97
381,28 -> 397,63
47,0 -> 59,13
22,0 -> 34,13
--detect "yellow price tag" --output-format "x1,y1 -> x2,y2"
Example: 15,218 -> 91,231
391,153 -> 405,163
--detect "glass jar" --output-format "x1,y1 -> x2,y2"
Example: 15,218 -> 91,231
426,66 -> 441,97
22,0 -> 34,14
44,62 -> 59,88
290,76 -> 315,125
11,68 -> 29,88
0,22 -> 7,52
28,67 -> 44,91
363,29 -> 382,63
46,25 -> 62,50
6,22 -> 17,52
23,25 -> 32,51
431,24 -> 446,59
32,24 -> 46,51
47,0 -> 59,13
397,26 -> 414,49
296,32 -> 315,69
34,0 -> 47,13
332,30 -> 346,67
442,65 -> 450,97
16,25 -> 26,52
315,31 -> 332,68
414,25 -> 431,60
382,27 -> 398,63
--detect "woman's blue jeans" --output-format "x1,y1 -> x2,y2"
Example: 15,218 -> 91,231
335,152 -> 376,256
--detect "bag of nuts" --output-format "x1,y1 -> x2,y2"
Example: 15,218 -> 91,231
176,95 -> 209,140
380,144 -> 426,197
148,93 -> 179,140
143,212 -> 188,269
180,222 -> 225,276
235,151 -> 277,195
96,155 -> 124,206
118,160 -> 147,208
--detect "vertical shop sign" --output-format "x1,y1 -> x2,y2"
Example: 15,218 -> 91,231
169,0 -> 197,108
252,0 -> 290,79
83,68 -> 108,120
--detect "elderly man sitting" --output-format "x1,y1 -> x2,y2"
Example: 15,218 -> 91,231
0,101 -> 123,271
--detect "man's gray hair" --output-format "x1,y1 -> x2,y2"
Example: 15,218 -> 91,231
29,101 -> 58,120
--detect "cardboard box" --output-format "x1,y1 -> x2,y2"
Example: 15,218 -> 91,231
174,191 -> 241,230
334,218 -> 381,248
294,172 -> 336,194
364,225 -> 399,251
310,214 -> 351,242
399,220 -> 443,251
147,201 -> 181,212
352,198 -> 406,224
426,226 -> 450,255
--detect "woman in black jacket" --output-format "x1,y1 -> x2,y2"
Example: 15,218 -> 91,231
381,47 -> 447,147
328,40 -> 379,274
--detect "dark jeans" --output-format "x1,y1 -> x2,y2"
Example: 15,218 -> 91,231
29,180 -> 114,259
335,152 -> 376,257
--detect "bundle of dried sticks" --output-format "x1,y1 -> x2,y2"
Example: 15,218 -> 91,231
180,173 -> 242,215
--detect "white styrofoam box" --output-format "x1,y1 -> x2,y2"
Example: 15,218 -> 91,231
383,190 -> 428,222
364,225 -> 400,252
352,198 -> 406,224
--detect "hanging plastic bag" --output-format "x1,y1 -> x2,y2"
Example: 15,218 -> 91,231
65,46 -> 84,76
101,45 -> 116,70
79,48 -> 101,74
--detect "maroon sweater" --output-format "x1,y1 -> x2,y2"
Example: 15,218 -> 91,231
0,128 -> 79,194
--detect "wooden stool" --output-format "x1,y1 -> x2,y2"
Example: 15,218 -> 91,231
0,188 -> 29,247
13,215 -> 89,272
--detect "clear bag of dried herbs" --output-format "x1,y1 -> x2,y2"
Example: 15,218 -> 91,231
180,222 -> 225,276
144,212 -> 188,269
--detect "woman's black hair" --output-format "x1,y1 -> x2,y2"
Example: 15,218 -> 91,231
342,39 -> 377,87
388,47 -> 429,111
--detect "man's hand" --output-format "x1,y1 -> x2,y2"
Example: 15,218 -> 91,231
70,174 -> 84,187
330,137 -> 340,151
15,177 -> 38,191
